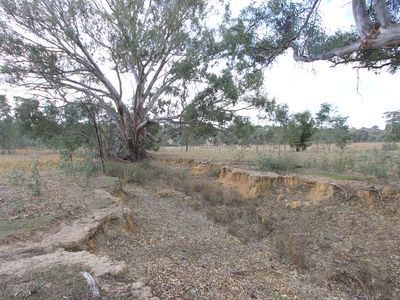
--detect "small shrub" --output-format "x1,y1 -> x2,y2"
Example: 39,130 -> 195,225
28,160 -> 41,196
382,142 -> 398,151
76,150 -> 100,178
358,161 -> 388,179
7,164 -> 25,185
205,167 -> 221,178
106,160 -> 171,185
331,153 -> 355,173
200,184 -> 224,205
222,189 -> 243,207
207,207 -> 236,225
329,264 -> 395,299
275,234 -> 309,270
257,154 -> 299,172
59,149 -> 74,176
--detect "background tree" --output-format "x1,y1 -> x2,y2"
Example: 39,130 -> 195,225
230,116 -> 255,149
315,102 -> 332,153
314,103 -> 351,151
270,103 -> 290,151
384,110 -> 400,141
330,115 -> 352,150
14,97 -> 51,143
0,94 -> 15,153
252,126 -> 274,151
287,111 -> 315,151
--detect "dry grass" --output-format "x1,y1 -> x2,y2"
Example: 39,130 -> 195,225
156,142 -> 387,161
105,160 -> 272,244
0,265 -> 91,299
275,234 -> 310,270
1,149 -> 398,299
111,159 -> 399,298
152,142 -> 400,183
0,149 -> 60,174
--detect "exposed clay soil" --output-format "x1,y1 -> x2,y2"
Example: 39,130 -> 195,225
1,158 -> 399,299
0,172 -> 157,299
91,183 -> 349,299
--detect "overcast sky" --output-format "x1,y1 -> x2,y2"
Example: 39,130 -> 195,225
1,0 -> 399,129
233,0 -> 400,129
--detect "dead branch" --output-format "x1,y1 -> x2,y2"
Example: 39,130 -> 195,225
329,182 -> 349,200
352,186 -> 384,203
81,271 -> 100,299
202,159 -> 215,165
367,185 -> 384,203
230,267 -> 273,276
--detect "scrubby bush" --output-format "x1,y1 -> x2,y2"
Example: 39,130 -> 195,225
257,154 -> 299,172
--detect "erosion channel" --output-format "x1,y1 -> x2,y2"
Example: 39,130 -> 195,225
1,159 -> 399,299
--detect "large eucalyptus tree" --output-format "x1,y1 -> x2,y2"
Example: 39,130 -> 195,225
0,0 -> 267,160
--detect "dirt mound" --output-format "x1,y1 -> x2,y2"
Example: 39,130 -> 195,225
0,248 -> 127,277
152,156 -> 399,204
0,180 -> 159,300
218,166 -> 399,205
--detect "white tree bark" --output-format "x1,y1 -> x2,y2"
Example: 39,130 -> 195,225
374,0 -> 392,28
293,0 -> 400,63
353,0 -> 375,40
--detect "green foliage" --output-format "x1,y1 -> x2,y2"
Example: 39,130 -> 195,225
331,116 -> 351,150
287,111 -> 315,151
14,97 -> 47,141
300,2 -> 400,70
59,149 -> 75,176
76,149 -> 100,178
0,95 -> 15,153
0,0 -> 278,160
145,123 -> 161,151
221,0 -> 315,69
252,126 -> 274,145
258,154 -> 299,172
384,110 -> 400,142
106,161 -> 169,185
315,103 -> 351,151
350,126 -> 385,143
7,164 -> 25,185
29,160 -> 41,196
230,116 -> 255,146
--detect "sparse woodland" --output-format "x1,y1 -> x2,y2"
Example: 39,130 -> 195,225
0,1 -> 400,299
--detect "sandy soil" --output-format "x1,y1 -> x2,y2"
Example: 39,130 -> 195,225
0,153 -> 399,299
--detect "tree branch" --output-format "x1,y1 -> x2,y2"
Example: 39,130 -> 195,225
293,24 -> 400,62
374,0 -> 392,29
353,0 -> 375,40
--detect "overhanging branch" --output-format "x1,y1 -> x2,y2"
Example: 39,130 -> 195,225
293,24 -> 400,62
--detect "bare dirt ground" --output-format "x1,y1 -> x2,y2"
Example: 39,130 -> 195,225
0,151 -> 399,299
92,182 -> 351,299
0,166 -> 157,299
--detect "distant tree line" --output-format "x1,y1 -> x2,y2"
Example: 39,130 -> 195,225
1,0 -> 400,160
0,94 -> 398,157
160,102 -> 399,152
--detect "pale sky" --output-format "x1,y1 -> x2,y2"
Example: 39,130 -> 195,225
233,0 -> 400,129
1,0 -> 399,129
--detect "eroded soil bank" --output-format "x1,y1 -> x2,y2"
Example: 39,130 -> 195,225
104,159 -> 399,299
1,158 -> 399,299
0,174 -> 157,299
